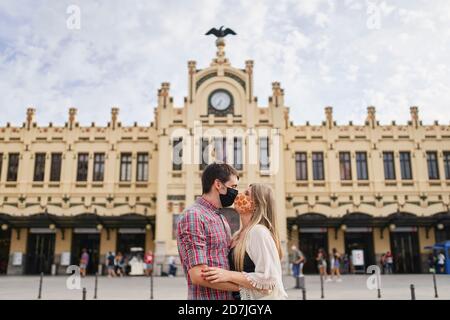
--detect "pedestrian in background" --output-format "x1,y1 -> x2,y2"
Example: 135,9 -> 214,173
317,248 -> 330,281
79,248 -> 89,277
385,251 -> 394,274
330,248 -> 342,282
106,251 -> 116,277
437,251 -> 446,274
290,245 -> 305,288
144,250 -> 154,276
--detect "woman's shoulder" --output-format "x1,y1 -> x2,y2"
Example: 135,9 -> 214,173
248,224 -> 271,239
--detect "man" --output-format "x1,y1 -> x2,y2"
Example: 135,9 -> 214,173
290,245 -> 305,288
177,163 -> 240,300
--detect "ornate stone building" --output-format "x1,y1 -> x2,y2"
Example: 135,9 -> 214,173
0,40 -> 449,275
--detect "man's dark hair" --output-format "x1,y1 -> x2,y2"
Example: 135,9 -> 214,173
201,162 -> 239,194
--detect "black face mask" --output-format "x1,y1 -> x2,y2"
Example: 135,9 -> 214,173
219,186 -> 238,208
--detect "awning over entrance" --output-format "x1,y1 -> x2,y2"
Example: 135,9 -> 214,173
288,211 -> 450,232
0,212 -> 156,236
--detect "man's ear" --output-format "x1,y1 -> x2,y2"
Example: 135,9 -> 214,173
213,179 -> 222,192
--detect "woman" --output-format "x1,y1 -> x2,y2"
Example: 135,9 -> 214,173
202,184 -> 288,300
316,248 -> 330,281
330,248 -> 342,282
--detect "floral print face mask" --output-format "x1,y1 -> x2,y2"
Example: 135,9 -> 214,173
234,193 -> 255,215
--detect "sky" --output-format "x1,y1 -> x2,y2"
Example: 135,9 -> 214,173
0,0 -> 450,127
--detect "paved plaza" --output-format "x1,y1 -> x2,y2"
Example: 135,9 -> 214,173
0,274 -> 448,300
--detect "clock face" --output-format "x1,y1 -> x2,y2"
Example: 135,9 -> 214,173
210,90 -> 231,111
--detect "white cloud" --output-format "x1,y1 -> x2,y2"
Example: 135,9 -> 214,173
0,0 -> 449,127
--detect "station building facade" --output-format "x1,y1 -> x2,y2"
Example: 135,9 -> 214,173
0,41 -> 449,275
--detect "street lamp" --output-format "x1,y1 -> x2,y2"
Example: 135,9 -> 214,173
1,224 -> 8,231
389,223 -> 396,231
96,224 -> 103,231
437,223 -> 445,230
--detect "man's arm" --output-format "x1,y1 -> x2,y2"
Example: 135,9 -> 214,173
177,210 -> 239,292
189,265 -> 239,292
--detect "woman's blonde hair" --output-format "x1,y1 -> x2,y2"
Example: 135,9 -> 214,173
232,184 -> 283,271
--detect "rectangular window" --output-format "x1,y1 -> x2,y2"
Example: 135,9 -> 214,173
7,153 -> 20,182
233,137 -> 243,171
33,153 -> 46,182
214,137 -> 227,163
312,152 -> 324,181
399,152 -> 413,180
172,137 -> 183,171
136,153 -> 149,181
427,151 -> 440,180
200,138 -> 209,170
259,137 -> 270,171
93,153 -> 105,182
356,152 -> 368,180
120,153 -> 132,182
76,153 -> 89,182
383,152 -> 396,180
444,152 -> 450,180
339,152 -> 352,181
50,153 -> 62,182
295,152 -> 308,181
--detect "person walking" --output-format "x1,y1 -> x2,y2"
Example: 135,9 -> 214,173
168,255 -> 177,277
317,248 -> 330,281
115,252 -> 124,277
290,245 -> 305,288
437,251 -> 446,274
106,251 -> 116,277
144,250 -> 154,277
79,248 -> 89,278
330,248 -> 342,282
385,251 -> 394,274
380,254 -> 386,274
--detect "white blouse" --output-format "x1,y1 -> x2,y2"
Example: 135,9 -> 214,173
239,224 -> 288,300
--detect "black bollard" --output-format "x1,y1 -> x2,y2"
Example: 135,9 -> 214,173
410,284 -> 416,300
37,272 -> 43,300
432,272 -> 439,298
82,287 -> 87,300
93,272 -> 98,299
295,276 -> 300,289
320,275 -> 324,299
150,271 -> 154,300
302,288 -> 306,300
377,275 -> 382,299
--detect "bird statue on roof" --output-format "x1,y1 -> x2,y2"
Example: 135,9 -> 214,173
205,26 -> 237,38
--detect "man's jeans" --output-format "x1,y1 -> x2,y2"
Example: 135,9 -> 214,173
292,263 -> 304,277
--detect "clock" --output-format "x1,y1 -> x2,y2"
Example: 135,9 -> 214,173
208,89 -> 234,116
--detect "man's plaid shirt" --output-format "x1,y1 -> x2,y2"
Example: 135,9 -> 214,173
176,197 -> 233,300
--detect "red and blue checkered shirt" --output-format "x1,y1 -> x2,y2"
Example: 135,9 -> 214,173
176,197 -> 233,300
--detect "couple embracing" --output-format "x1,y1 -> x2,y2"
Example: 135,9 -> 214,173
176,163 -> 288,300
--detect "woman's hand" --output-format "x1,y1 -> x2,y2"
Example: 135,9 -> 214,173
201,267 -> 233,283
